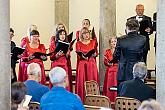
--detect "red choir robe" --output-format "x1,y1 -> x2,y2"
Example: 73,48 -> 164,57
20,43 -> 46,84
75,39 -> 99,102
49,36 -> 72,91
18,37 -> 29,82
102,49 -> 118,102
75,30 -> 98,81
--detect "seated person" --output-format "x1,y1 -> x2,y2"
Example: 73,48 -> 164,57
138,99 -> 164,110
40,67 -> 85,110
24,63 -> 49,102
11,82 -> 28,110
118,62 -> 156,102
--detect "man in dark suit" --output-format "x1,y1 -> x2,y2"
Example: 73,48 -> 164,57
128,4 -> 153,64
10,28 -> 17,83
113,19 -> 146,85
153,12 -> 157,49
118,62 -> 156,102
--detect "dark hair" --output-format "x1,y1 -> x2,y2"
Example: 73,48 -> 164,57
83,19 -> 90,25
126,19 -> 139,31
55,29 -> 67,42
10,28 -> 14,33
30,30 -> 39,36
11,82 -> 27,104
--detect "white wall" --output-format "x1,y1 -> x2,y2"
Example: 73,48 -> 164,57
116,0 -> 157,69
69,0 -> 100,69
10,0 -> 55,69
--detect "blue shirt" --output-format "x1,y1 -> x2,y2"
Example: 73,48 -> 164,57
40,86 -> 85,110
24,80 -> 49,102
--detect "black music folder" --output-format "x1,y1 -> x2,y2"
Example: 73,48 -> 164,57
69,38 -> 76,50
55,40 -> 70,54
76,49 -> 95,58
139,19 -> 149,30
32,52 -> 47,59
67,32 -> 73,43
91,27 -> 95,39
11,47 -> 25,59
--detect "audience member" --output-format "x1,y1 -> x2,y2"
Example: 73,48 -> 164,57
103,37 -> 118,102
128,4 -> 153,64
11,82 -> 28,110
40,67 -> 85,110
113,19 -> 146,86
118,62 -> 156,102
76,27 -> 99,102
24,63 -> 49,102
138,99 -> 164,110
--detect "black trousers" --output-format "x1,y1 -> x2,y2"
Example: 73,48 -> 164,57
143,49 -> 148,64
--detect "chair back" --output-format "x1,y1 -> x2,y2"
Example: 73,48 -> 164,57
84,95 -> 111,108
28,102 -> 40,110
84,105 -> 102,110
85,80 -> 100,95
115,97 -> 141,110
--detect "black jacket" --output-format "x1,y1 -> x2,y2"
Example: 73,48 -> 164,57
128,15 -> 153,50
113,31 -> 146,81
118,77 -> 156,102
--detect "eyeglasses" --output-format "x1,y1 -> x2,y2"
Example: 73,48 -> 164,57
82,32 -> 89,35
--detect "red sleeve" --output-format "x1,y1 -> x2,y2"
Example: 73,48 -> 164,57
104,50 -> 110,66
20,37 -> 28,48
76,41 -> 81,59
49,36 -> 56,61
92,39 -> 98,56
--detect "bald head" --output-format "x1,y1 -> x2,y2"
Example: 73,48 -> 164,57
136,4 -> 144,16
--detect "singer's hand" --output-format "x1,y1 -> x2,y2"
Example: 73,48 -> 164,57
55,50 -> 63,59
82,55 -> 88,60
40,55 -> 47,61
92,53 -> 97,57
28,55 -> 35,60
108,62 -> 113,66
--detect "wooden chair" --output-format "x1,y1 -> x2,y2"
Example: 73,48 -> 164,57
84,95 -> 111,108
115,97 -> 141,110
84,105 -> 102,110
28,102 -> 40,110
84,80 -> 100,95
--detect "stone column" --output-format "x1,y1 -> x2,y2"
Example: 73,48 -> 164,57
0,0 -> 10,109
99,0 -> 116,85
55,0 -> 69,32
156,0 -> 165,107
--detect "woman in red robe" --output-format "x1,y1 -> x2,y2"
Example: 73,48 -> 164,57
49,29 -> 72,91
103,37 -> 118,102
76,19 -> 98,79
20,30 -> 47,84
76,27 -> 99,102
18,24 -> 38,82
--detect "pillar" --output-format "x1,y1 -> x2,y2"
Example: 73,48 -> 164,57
55,0 -> 69,32
156,0 -> 165,107
99,0 -> 116,85
0,0 -> 10,109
